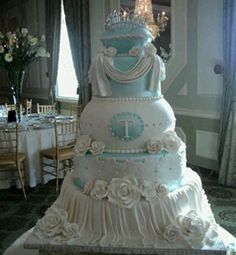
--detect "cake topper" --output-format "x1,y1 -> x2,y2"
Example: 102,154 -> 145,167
105,8 -> 147,31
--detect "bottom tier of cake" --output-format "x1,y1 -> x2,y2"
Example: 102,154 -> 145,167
31,168 -> 230,250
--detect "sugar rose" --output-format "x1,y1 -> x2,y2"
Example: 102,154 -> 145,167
91,180 -> 108,199
162,130 -> 181,153
108,176 -> 141,208
147,139 -> 162,154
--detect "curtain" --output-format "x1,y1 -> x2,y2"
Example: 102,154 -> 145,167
45,0 -> 61,103
63,0 -> 91,109
218,0 -> 236,187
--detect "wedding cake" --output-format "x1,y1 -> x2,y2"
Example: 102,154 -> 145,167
30,10 -> 234,250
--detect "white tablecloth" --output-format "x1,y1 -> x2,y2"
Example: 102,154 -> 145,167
0,115 -> 74,189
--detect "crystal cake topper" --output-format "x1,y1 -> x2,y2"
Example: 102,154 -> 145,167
105,9 -> 147,31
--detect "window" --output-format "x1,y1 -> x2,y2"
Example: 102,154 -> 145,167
56,2 -> 78,100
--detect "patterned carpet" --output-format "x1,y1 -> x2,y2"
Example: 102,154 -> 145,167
0,169 -> 236,255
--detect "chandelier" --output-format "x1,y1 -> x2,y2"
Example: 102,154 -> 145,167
134,0 -> 168,39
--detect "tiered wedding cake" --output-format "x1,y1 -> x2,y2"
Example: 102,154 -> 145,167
31,10 -> 233,250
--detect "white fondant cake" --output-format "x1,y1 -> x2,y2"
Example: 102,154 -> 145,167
29,9 -> 235,251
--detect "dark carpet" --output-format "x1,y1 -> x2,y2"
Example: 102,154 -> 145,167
0,169 -> 236,255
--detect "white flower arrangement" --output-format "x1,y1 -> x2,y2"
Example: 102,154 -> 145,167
0,27 -> 49,71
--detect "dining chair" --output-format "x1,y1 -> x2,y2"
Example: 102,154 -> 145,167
5,103 -> 23,113
0,124 -> 27,199
70,103 -> 82,119
37,103 -> 57,114
25,99 -> 32,115
40,119 -> 78,192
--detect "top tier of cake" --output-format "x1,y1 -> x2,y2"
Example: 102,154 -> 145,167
89,9 -> 165,98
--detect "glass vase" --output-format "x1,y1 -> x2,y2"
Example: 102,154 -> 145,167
10,69 -> 25,122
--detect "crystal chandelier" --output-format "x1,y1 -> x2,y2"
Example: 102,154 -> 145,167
134,0 -> 168,39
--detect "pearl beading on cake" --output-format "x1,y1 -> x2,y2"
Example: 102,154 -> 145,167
104,148 -> 146,153
93,95 -> 163,102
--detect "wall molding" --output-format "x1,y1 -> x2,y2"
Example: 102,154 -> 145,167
173,106 -> 220,120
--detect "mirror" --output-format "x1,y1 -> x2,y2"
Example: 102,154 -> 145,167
120,0 -> 171,63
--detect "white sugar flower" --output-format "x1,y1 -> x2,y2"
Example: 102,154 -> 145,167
104,47 -> 117,58
147,138 -> 162,154
76,135 -> 92,156
155,183 -> 169,195
144,43 -> 157,56
163,225 -> 181,243
83,180 -> 94,195
129,47 -> 141,57
0,45 -> 4,53
91,180 -> 108,199
89,141 -> 105,155
35,205 -> 68,239
140,180 -> 157,200
108,176 -> 141,208
178,210 -> 210,248
62,222 -> 79,240
21,28 -> 28,36
4,53 -> 13,62
162,130 -> 181,153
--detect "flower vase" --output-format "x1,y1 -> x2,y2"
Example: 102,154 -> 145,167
10,69 -> 25,122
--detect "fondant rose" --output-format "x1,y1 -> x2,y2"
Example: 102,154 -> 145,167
108,176 -> 141,208
76,135 -> 92,156
163,225 -> 181,243
144,43 -> 157,56
140,181 -> 157,200
155,183 -> 169,195
147,139 -> 162,154
104,47 -> 117,57
178,210 -> 210,248
129,47 -> 141,57
91,180 -> 108,199
62,222 -> 79,240
35,206 -> 67,239
162,130 -> 181,153
83,180 -> 94,195
89,141 -> 105,155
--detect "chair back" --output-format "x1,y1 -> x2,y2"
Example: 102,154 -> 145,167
54,119 -> 78,150
37,103 -> 57,114
0,124 -> 19,156
25,99 -> 32,115
70,104 -> 82,119
5,103 -> 23,113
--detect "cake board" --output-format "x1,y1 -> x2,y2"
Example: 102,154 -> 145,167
23,226 -> 236,255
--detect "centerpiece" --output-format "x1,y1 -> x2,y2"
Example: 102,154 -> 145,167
0,28 -> 50,121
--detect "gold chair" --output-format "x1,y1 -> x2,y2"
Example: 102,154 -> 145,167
25,99 -> 32,115
5,103 -> 23,113
0,124 -> 27,199
70,103 -> 82,119
40,119 -> 78,192
37,103 -> 57,114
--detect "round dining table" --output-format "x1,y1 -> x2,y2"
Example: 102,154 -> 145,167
0,113 -> 75,189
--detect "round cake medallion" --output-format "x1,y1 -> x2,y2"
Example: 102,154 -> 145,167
108,112 -> 144,141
